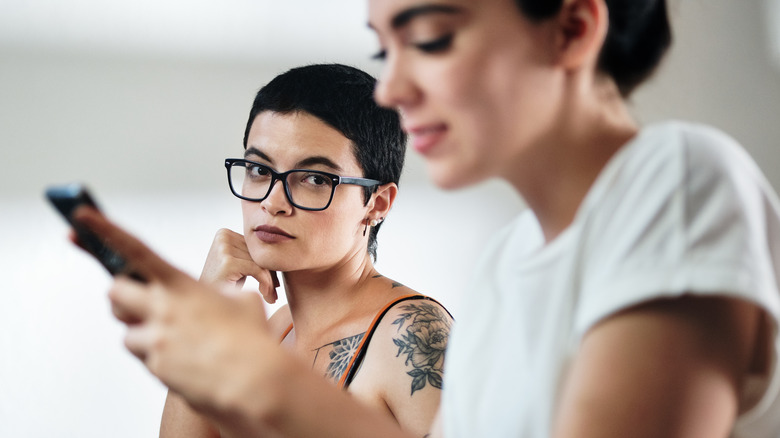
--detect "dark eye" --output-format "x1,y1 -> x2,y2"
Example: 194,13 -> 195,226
371,48 -> 387,61
248,164 -> 270,177
415,34 -> 453,53
303,173 -> 330,186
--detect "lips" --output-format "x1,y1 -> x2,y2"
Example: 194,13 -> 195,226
253,225 -> 294,244
406,123 -> 448,155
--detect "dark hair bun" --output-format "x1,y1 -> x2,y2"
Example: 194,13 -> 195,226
598,0 -> 671,96
516,0 -> 672,96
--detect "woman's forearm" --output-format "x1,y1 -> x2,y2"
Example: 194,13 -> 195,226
160,390 -> 220,438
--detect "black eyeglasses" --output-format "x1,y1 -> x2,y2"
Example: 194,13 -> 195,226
225,158 -> 381,211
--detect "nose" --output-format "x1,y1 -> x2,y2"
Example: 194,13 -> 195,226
373,54 -> 420,110
261,179 -> 292,216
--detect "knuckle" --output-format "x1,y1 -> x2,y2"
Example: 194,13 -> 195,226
149,331 -> 168,353
214,228 -> 236,243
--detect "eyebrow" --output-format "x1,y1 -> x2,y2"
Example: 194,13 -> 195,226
244,147 -> 343,172
389,4 -> 463,29
244,147 -> 272,163
295,156 -> 343,172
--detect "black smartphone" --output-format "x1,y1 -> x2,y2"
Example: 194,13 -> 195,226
45,183 -> 141,279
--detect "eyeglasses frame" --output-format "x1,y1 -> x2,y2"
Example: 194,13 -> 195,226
224,158 -> 381,211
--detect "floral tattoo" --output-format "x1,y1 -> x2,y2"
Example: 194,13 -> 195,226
392,302 -> 451,395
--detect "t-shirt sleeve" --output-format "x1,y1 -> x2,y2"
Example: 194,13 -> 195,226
574,123 -> 780,338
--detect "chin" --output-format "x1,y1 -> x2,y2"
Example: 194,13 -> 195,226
247,247 -> 292,272
427,161 -> 485,191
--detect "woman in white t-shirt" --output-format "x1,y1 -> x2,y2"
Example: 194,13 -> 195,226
366,0 -> 780,437
75,0 -> 780,436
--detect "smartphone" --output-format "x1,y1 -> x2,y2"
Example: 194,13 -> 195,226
45,183 -> 142,280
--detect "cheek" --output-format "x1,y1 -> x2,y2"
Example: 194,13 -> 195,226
296,213 -> 365,268
430,74 -> 504,188
463,51 -> 561,162
240,203 -> 265,263
301,206 -> 364,252
317,206 -> 361,244
241,202 -> 259,241
241,204 -> 251,232
411,57 -> 493,188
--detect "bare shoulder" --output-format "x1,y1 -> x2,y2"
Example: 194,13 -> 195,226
266,304 -> 293,340
357,295 -> 453,435
380,296 -> 453,388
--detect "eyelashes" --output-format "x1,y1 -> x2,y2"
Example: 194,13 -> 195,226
371,34 -> 454,61
415,34 -> 453,53
371,49 -> 387,61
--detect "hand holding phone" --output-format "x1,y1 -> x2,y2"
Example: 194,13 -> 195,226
46,183 -> 143,280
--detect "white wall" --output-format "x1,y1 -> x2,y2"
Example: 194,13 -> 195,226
2,0 -> 780,436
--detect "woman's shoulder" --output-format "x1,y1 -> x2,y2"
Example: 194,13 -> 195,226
641,121 -> 775,204
353,281 -> 454,371
367,285 -> 454,336
584,120 -> 769,220
350,292 -> 452,433
381,294 -> 453,366
631,121 -> 758,174
367,275 -> 454,321
362,292 -> 453,383
378,294 -> 454,337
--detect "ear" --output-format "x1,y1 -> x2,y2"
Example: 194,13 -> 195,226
367,182 -> 398,221
555,0 -> 608,70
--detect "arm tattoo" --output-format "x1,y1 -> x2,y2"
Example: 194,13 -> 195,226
391,303 -> 451,395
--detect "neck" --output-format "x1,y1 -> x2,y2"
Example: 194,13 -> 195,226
506,78 -> 638,242
282,251 -> 378,340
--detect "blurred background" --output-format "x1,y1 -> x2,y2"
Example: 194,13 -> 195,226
1,0 -> 779,436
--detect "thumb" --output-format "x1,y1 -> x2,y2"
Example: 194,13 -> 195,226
254,270 -> 280,304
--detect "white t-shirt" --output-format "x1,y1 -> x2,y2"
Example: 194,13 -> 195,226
442,121 -> 780,437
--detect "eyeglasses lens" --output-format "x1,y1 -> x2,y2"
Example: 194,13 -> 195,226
229,162 -> 335,210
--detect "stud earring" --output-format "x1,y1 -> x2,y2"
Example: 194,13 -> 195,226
370,217 -> 384,227
363,217 -> 384,236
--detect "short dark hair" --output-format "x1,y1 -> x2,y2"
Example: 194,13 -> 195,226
515,0 -> 672,97
243,64 -> 406,260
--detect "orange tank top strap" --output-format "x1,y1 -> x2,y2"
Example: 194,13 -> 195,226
279,323 -> 294,344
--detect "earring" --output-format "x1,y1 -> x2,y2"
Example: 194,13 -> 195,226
370,217 -> 385,227
363,217 -> 384,236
